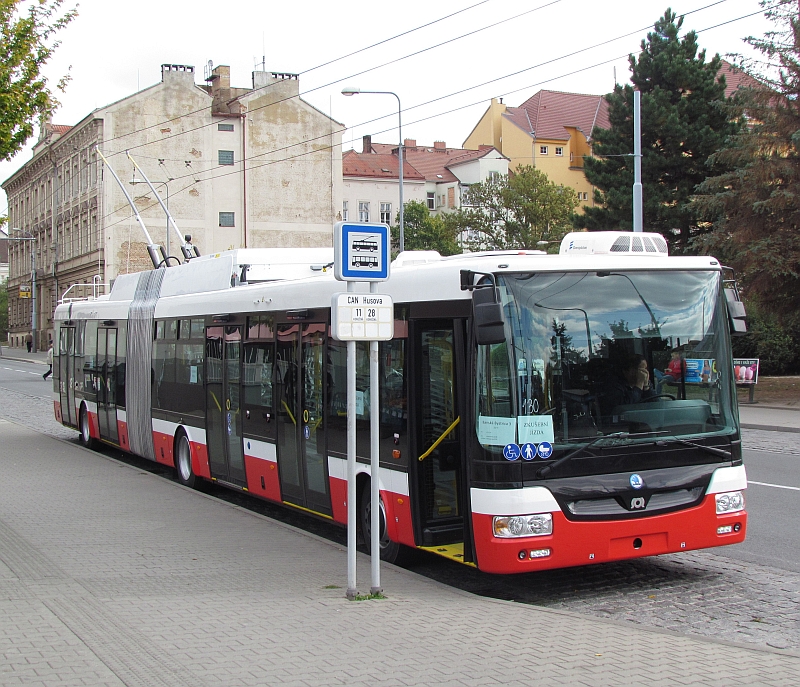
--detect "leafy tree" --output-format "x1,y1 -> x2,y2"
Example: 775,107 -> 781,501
448,166 -> 578,251
391,200 -> 461,255
692,0 -> 800,320
0,0 -> 77,161
577,9 -> 740,253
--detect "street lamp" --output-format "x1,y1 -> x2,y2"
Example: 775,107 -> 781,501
130,178 -> 170,258
534,302 -> 594,358
5,229 -> 38,352
597,271 -> 660,334
342,87 -> 405,252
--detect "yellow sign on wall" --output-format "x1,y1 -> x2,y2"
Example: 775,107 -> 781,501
19,283 -> 31,299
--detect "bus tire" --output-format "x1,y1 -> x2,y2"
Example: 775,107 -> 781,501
174,430 -> 199,489
78,405 -> 98,450
359,479 -> 409,565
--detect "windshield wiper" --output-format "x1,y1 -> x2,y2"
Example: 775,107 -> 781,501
655,437 -> 732,459
536,432 -> 631,480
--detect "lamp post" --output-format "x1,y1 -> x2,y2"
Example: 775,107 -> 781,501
534,302 -> 593,358
598,271 -> 660,335
342,87 -> 404,252
130,178 -> 170,258
5,229 -> 38,352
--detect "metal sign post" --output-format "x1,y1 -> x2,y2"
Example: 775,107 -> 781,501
332,222 -> 392,599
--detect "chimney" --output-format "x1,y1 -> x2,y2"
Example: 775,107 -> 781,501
207,65 -> 231,96
433,141 -> 446,150
403,138 -> 416,148
161,64 -> 195,87
362,135 -> 372,153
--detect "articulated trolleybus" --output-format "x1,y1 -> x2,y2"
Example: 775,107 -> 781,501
53,232 -> 748,574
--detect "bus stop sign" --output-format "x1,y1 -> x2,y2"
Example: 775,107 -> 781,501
334,222 -> 390,282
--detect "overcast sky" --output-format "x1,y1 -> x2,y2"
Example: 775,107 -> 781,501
0,0 -> 773,215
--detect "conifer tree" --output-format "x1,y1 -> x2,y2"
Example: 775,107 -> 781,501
578,9 -> 740,252
693,0 -> 800,318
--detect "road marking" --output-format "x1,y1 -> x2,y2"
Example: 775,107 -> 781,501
748,480 -> 800,491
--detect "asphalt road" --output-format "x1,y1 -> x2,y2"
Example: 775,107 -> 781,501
1,358 -> 799,651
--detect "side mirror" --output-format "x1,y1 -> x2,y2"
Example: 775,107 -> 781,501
473,286 -> 506,345
724,288 -> 747,336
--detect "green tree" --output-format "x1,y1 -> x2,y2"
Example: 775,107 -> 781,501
692,0 -> 800,320
1,0 -> 77,161
577,9 -> 740,253
448,166 -> 578,251
391,200 -> 461,255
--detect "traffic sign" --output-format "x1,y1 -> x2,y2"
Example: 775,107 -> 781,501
334,222 -> 390,281
331,293 -> 394,341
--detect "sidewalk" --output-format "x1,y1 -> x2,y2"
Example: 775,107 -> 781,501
0,347 -> 48,365
739,403 -> 800,433
1,418 -> 799,687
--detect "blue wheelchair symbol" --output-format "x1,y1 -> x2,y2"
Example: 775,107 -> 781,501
520,443 -> 537,461
537,442 -> 553,459
503,443 -> 521,461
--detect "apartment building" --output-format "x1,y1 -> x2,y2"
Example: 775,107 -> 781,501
2,63 -> 343,349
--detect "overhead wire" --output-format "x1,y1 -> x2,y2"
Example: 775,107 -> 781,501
98,0 -> 501,151
107,0 -> 563,158
96,4 -> 771,236
7,1 -> 768,242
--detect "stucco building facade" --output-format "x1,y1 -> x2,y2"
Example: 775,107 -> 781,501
2,63 -> 343,350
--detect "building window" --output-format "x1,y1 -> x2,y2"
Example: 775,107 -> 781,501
570,152 -> 574,162
358,201 -> 370,222
539,145 -> 548,155
581,192 -> 589,201
555,147 -> 563,156
380,202 -> 391,224
219,212 -> 235,227
218,123 -> 235,132
342,200 -> 349,221
218,150 -> 234,166
488,171 -> 500,183
427,192 -> 436,210
447,187 -> 455,208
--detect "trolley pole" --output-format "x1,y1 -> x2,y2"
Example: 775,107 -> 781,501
346,284 -> 358,600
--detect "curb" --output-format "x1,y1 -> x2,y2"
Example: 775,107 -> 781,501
741,423 -> 800,434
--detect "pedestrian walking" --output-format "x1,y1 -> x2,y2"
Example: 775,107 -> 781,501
43,344 -> 53,380
26,333 -> 32,353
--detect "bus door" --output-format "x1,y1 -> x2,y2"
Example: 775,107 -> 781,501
97,327 -> 119,443
275,322 -> 331,515
411,320 -> 466,548
205,325 -> 246,487
59,325 -> 77,426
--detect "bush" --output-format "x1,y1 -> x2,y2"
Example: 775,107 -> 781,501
732,305 -> 800,375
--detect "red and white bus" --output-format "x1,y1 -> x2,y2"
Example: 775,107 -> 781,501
53,232 -> 748,574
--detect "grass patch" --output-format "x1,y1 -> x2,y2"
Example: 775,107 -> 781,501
352,591 -> 387,601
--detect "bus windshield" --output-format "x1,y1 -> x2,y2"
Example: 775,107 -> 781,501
475,270 -> 737,463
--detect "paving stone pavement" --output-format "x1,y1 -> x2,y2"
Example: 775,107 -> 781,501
2,418 -> 800,686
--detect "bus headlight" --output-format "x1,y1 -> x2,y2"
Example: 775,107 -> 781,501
493,513 -> 553,538
715,491 -> 744,514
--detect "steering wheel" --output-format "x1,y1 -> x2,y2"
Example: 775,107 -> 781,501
644,393 -> 676,402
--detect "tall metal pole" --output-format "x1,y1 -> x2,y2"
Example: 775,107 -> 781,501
346,282 -> 358,600
633,89 -> 643,232
31,247 -> 37,353
396,95 -> 404,253
369,282 -> 382,594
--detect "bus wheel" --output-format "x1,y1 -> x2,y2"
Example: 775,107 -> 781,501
174,431 -> 198,489
78,406 -> 97,450
359,480 -> 409,564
